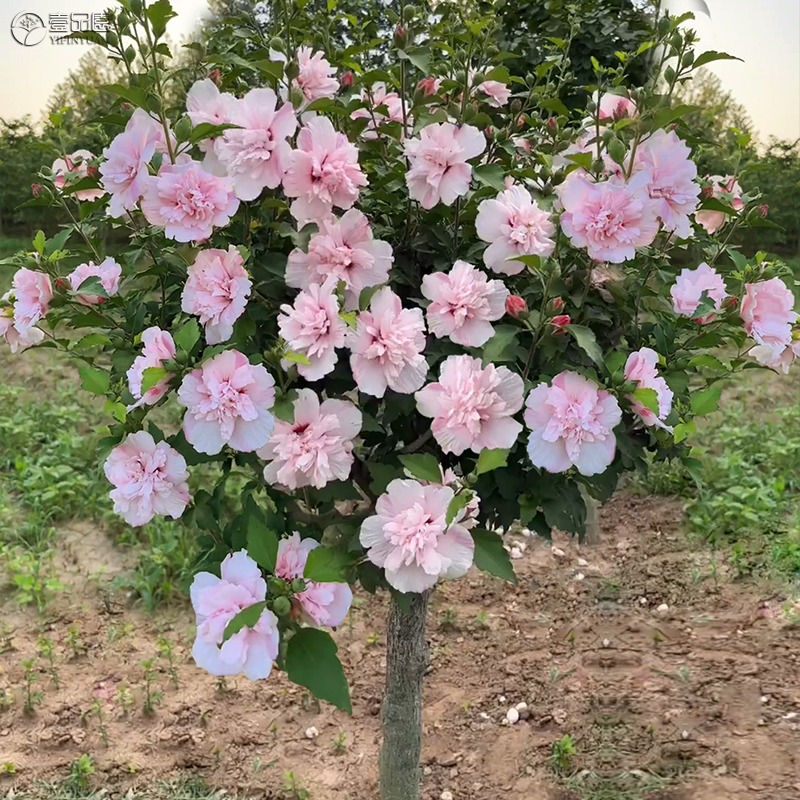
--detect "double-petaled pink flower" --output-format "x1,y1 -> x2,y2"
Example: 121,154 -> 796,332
278,278 -> 348,381
141,158 -> 239,242
274,533 -> 353,626
12,268 -> 52,334
525,371 -> 621,476
286,209 -> 393,309
186,78 -> 236,128
598,92 -> 638,121
478,80 -> 511,107
740,278 -> 798,356
68,257 -> 122,305
104,431 -> 190,526
348,287 -> 427,397
178,349 -> 276,455
752,338 -> 800,374
211,88 -> 297,201
360,479 -> 475,593
635,130 -> 700,239
416,355 -> 524,455
670,262 -> 727,324
624,348 -> 673,430
182,247 -> 252,344
259,388 -> 362,490
283,116 -> 367,225
52,149 -> 105,201
294,46 -> 339,104
422,260 -> 508,347
695,175 -> 744,234
0,302 -> 43,353
127,327 -> 176,409
404,122 -> 486,210
558,171 -> 660,263
99,110 -> 164,218
476,184 -> 556,274
351,83 -> 406,139
190,551 -> 280,680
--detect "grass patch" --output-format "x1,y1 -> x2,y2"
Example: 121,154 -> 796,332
0,777 -> 237,800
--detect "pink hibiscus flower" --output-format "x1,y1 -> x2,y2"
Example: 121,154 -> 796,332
126,327 -> 176,409
286,209 -> 393,309
294,46 -> 339,104
140,158 -> 239,242
670,262 -> 727,324
104,431 -> 190,526
190,551 -> 280,680
278,278 -> 348,381
524,371 -> 622,476
182,247 -> 252,344
741,278 -> 798,356
598,91 -> 638,121
415,354 -> 524,455
635,130 -> 700,239
624,348 -> 673,430
421,260 -> 508,347
695,175 -> 744,234
0,304 -> 43,353
68,257 -> 122,305
478,80 -> 511,107
186,78 -> 236,128
99,111 -> 163,217
52,149 -> 105,201
12,269 -> 52,334
211,88 -> 297,201
351,82 -> 406,139
557,170 -> 660,263
177,350 -> 276,455
751,338 -> 800,374
283,116 -> 368,225
275,533 -> 353,627
359,479 -> 475,593
475,184 -> 556,275
348,287 -> 428,397
258,388 -> 362,490
404,122 -> 486,209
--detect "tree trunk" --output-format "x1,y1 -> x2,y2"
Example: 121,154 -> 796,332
580,484 -> 601,545
380,591 -> 429,800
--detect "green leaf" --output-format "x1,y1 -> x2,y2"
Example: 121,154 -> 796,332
540,98 -> 570,117
652,104 -> 696,130
286,628 -> 352,713
146,0 -> 178,38
78,365 -> 109,395
482,325 -> 519,364
33,230 -> 45,255
174,318 -> 201,353
367,462 -> 402,495
75,276 -> 109,300
446,491 -> 472,525
475,448 -> 509,475
398,47 -> 431,73
303,545 -> 353,582
673,420 -> 695,444
188,122 -> 240,144
692,50 -> 743,70
566,325 -> 603,365
247,520 -> 278,573
284,350 -> 312,366
398,453 -> 442,483
141,366 -> 168,394
221,602 -> 267,643
631,388 -> 659,414
690,384 -> 722,416
473,164 -> 506,191
471,528 -> 517,584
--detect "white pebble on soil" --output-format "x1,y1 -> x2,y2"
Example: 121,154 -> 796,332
656,603 -> 669,613
577,557 -> 589,567
515,701 -> 528,712
506,707 -> 520,724
510,546 -> 523,560
304,727 -> 319,740
574,572 -> 585,581
639,597 -> 648,606
551,546 -> 567,559
441,791 -> 454,800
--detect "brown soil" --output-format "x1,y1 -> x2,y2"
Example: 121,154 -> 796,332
1,494 -> 799,799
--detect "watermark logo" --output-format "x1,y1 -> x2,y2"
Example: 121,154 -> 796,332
10,11 -> 47,46
10,11 -> 110,46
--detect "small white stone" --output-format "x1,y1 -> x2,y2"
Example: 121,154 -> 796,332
515,701 -> 528,712
510,546 -> 523,560
500,717 -> 510,726
574,572 -> 585,582
656,603 -> 669,614
680,729 -> 690,740
304,726 -> 319,740
506,707 -> 520,725
479,712 -> 490,720
783,712 -> 798,720
441,791 -> 454,800
639,597 -> 648,606
577,557 -> 589,567
761,695 -> 771,704
423,766 -> 432,777
498,695 -> 506,704
551,546 -> 566,560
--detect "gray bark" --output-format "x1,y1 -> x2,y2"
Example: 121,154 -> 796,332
580,484 -> 601,545
380,591 -> 429,800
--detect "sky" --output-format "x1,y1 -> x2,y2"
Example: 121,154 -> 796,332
1,0 -> 799,143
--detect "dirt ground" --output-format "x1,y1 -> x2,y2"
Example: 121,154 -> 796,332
1,494 -> 799,799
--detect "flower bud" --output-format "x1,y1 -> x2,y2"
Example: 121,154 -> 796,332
700,185 -> 713,200
54,277 -> 69,291
86,165 -> 100,179
341,71 -> 354,89
291,578 -> 307,594
174,115 -> 193,142
551,314 -> 571,329
269,37 -> 285,51
394,24 -> 407,45
510,98 -> 522,113
484,126 -> 493,141
552,297 -> 565,312
272,596 -> 292,617
31,183 -> 43,197
506,295 -> 527,318
792,329 -> 800,342
130,0 -> 143,16
546,117 -> 557,131
120,102 -> 132,113
418,76 -> 438,96
207,68 -> 222,86
758,204 -> 769,218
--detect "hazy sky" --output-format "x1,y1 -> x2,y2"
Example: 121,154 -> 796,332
2,0 -> 799,142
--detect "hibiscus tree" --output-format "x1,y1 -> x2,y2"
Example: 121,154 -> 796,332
2,2 -> 794,798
